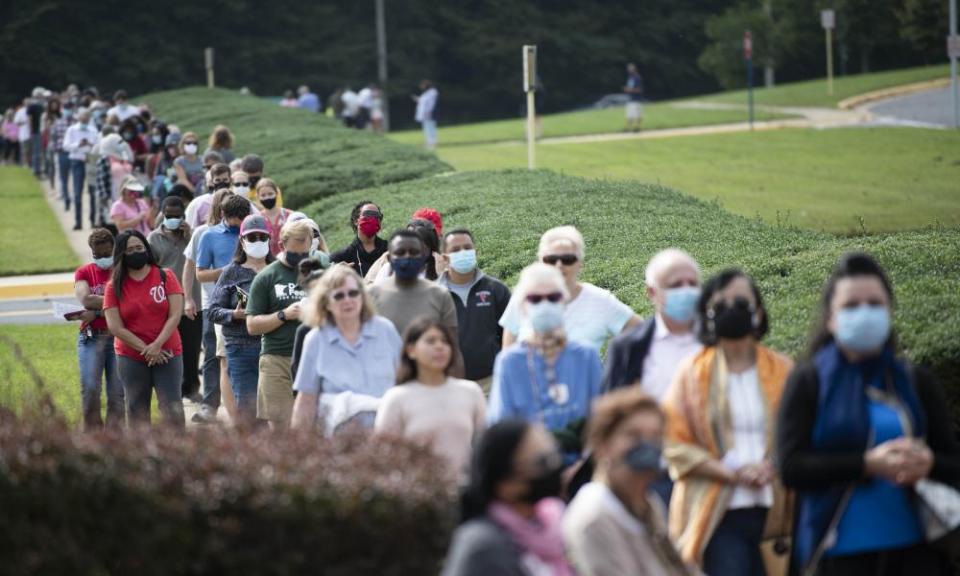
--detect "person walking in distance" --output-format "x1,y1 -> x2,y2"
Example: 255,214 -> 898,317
624,63 -> 644,132
413,80 -> 439,150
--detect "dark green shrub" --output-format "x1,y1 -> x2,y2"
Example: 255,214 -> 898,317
143,88 -> 451,208
0,407 -> 457,576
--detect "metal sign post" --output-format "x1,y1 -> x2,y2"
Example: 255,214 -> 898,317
204,47 -> 215,89
744,31 -> 754,130
523,45 -> 537,170
821,10 -> 836,96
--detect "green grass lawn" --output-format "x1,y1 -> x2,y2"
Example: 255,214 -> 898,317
0,324 -> 80,424
389,64 -> 950,147
389,104 -> 792,147
433,127 -> 960,234
0,167 -> 78,275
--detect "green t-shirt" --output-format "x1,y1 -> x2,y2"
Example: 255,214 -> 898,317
246,260 -> 304,356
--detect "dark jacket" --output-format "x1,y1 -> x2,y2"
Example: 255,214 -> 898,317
330,235 -> 388,278
777,359 -> 960,572
601,317 -> 655,392
442,517 -> 525,576
440,272 -> 510,381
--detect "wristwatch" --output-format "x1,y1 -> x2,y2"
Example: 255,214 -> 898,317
277,310 -> 286,322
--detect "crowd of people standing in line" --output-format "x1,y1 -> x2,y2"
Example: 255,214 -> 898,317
14,82 -> 950,576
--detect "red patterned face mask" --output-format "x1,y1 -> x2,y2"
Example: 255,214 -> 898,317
358,216 -> 381,237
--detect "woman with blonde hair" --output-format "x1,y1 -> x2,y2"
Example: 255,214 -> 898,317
254,177 -> 293,256
204,124 -> 235,164
290,264 -> 401,434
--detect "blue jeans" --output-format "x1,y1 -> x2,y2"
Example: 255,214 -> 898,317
421,119 -> 437,148
702,507 -> 768,576
70,159 -> 88,228
57,151 -> 70,208
77,330 -> 124,430
226,342 -> 260,422
118,354 -> 185,428
201,311 -> 221,409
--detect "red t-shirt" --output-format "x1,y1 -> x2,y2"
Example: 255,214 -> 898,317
74,263 -> 111,331
103,266 -> 184,361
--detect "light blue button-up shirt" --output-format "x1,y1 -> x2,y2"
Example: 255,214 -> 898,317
292,315 -> 402,399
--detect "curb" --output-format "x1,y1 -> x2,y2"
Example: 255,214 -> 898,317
838,78 -> 951,110
0,282 -> 75,300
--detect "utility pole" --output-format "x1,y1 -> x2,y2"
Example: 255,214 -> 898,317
763,1 -> 775,87
821,10 -> 836,96
204,47 -> 215,89
523,45 -> 537,170
745,31 -> 754,130
950,0 -> 958,129
375,0 -> 390,131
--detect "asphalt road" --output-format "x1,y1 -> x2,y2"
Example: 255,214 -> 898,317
868,87 -> 959,127
0,296 -> 79,326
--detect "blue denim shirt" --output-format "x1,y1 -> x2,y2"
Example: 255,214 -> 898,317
292,315 -> 402,398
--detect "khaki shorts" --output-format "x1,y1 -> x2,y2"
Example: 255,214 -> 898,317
257,354 -> 293,425
214,324 -> 226,358
626,101 -> 643,120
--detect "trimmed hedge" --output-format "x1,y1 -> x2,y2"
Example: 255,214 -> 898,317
0,407 -> 457,576
143,88 -> 451,208
304,170 -> 960,415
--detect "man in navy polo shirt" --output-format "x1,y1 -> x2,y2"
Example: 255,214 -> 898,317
437,228 -> 511,394
194,193 -> 248,422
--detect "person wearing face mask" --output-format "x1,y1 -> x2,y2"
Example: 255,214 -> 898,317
563,388 -> 693,576
62,108 -> 100,230
487,263 -> 602,465
148,196 -> 202,403
193,194 -> 249,424
239,154 -> 264,199
246,219 -> 312,429
500,226 -> 642,352
173,131 -> 204,196
290,265 -> 401,434
95,133 -> 134,229
110,175 -> 151,235
185,163 -> 233,230
208,215 -> 275,426
330,200 -> 388,277
103,230 -> 186,429
663,268 -> 793,574
368,229 -> 463,373
73,228 -> 125,431
368,217 -> 442,283
443,420 -> 572,576
777,253 -> 960,576
119,118 -> 148,167
253,177 -> 293,255
437,228 -> 511,394
375,317 -> 486,478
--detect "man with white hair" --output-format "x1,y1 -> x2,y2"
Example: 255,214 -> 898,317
602,248 -> 702,399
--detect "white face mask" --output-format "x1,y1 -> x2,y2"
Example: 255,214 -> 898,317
243,240 -> 270,259
233,185 -> 249,196
183,143 -> 198,155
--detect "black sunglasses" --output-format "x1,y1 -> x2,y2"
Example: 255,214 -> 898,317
542,254 -> 579,266
360,210 -> 383,220
525,292 -> 563,304
244,233 -> 270,243
331,289 -> 361,301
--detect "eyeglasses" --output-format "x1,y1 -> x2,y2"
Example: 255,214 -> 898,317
542,254 -> 579,266
525,292 -> 563,304
244,233 -> 270,243
331,289 -> 361,302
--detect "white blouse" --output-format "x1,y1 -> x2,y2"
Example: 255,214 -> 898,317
722,367 -> 774,509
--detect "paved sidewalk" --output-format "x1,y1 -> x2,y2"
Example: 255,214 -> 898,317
41,179 -> 95,263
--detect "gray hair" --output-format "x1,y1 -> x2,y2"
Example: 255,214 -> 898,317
537,225 -> 585,261
644,248 -> 700,288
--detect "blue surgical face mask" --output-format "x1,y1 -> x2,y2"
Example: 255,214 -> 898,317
527,301 -> 565,333
163,217 -> 182,231
392,256 -> 425,280
662,285 -> 700,324
226,223 -> 241,234
449,249 -> 477,275
93,256 -> 113,270
835,304 -> 891,353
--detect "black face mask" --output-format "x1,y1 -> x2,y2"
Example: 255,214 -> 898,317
520,464 -> 564,504
126,251 -> 149,270
285,251 -> 309,268
212,180 -> 230,191
710,296 -> 756,340
623,441 -> 662,472
261,197 -> 277,210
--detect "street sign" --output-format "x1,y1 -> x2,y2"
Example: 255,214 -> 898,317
821,9 -> 835,30
949,35 -> 960,59
743,30 -> 753,60
523,45 -> 537,93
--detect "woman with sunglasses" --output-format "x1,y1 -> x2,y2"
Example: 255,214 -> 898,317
500,226 -> 641,352
330,200 -> 388,278
487,263 -> 603,465
103,229 -> 185,428
254,177 -> 293,256
443,420 -> 572,576
375,317 -> 486,480
208,215 -> 274,426
290,264 -> 402,434
663,268 -> 793,575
